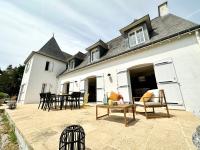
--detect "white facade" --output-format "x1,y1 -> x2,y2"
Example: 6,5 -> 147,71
58,32 -> 200,116
18,53 -> 66,104
18,8 -> 200,116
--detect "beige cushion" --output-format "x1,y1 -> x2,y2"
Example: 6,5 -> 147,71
135,101 -> 145,106
148,89 -> 160,103
135,101 -> 163,107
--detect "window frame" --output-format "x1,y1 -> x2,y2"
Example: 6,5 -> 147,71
128,26 -> 145,47
68,59 -> 75,70
90,48 -> 99,62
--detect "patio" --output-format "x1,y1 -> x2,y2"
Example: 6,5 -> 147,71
5,104 -> 200,150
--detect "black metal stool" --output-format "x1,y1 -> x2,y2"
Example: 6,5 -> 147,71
59,125 -> 85,150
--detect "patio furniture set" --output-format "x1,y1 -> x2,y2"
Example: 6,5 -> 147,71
96,89 -> 170,126
38,92 -> 87,111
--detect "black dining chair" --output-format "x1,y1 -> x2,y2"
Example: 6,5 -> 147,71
69,92 -> 81,110
38,93 -> 46,109
51,94 -> 60,109
43,92 -> 53,111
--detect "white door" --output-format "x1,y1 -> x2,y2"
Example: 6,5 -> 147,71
80,79 -> 85,93
154,58 -> 183,104
69,82 -> 74,94
117,69 -> 132,103
96,75 -> 105,102
60,84 -> 64,94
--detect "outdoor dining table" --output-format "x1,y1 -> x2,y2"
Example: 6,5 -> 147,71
56,94 -> 71,110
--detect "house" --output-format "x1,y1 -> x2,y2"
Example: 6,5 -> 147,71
18,2 -> 200,116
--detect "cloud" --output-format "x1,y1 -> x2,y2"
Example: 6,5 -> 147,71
0,0 -> 199,70
187,8 -> 200,18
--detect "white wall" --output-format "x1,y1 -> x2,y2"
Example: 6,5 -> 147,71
59,33 -> 200,116
20,53 -> 66,104
17,57 -> 33,103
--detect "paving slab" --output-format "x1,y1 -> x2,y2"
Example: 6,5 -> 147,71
3,104 -> 200,150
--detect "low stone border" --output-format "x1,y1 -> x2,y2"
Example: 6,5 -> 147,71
4,110 -> 33,150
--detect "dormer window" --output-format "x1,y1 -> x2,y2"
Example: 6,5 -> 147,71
128,27 -> 145,47
68,59 -> 74,70
91,49 -> 99,62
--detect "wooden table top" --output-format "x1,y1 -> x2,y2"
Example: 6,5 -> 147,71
56,94 -> 71,96
96,104 -> 134,109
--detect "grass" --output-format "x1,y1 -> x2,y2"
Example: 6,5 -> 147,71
0,112 -> 18,149
2,114 -> 17,143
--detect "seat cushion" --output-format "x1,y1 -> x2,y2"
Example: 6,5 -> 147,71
135,101 -> 145,106
145,102 -> 163,107
140,91 -> 153,102
135,101 -> 163,107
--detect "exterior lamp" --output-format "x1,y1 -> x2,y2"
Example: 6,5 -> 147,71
75,80 -> 78,86
107,73 -> 113,82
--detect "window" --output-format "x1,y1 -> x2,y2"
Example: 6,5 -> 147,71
41,83 -> 47,93
129,32 -> 137,47
45,61 -> 50,71
136,28 -> 145,44
91,49 -> 99,62
68,60 -> 74,70
45,61 -> 54,72
128,27 -> 145,47
25,61 -> 30,73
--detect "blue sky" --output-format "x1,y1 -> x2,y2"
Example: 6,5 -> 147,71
0,0 -> 200,69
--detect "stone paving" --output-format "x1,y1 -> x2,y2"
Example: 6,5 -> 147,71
4,104 -> 200,150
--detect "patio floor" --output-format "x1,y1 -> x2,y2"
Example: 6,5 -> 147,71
4,104 -> 200,150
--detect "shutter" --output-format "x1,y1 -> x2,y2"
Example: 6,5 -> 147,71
48,83 -> 53,92
96,74 -> 105,102
49,62 -> 54,72
80,79 -> 85,93
60,84 -> 64,93
154,58 -> 177,83
154,58 -> 183,104
69,82 -> 74,94
117,69 -> 131,103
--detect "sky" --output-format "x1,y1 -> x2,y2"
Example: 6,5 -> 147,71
0,0 -> 200,69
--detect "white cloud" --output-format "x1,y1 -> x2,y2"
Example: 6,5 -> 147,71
0,0 -> 199,70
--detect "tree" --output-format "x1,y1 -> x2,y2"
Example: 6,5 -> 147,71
0,64 -> 25,97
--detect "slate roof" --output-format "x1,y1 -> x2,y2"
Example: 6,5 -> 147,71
86,39 -> 108,51
62,51 -> 72,61
60,14 -> 199,76
24,37 -> 72,63
67,51 -> 86,61
38,37 -> 70,62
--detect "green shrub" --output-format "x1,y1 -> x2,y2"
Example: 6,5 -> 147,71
0,92 -> 9,99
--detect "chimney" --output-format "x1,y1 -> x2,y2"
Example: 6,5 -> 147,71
158,2 -> 169,17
